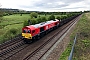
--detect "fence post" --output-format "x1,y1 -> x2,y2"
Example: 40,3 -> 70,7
68,34 -> 77,60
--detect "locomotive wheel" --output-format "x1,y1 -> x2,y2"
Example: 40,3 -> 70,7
45,31 -> 48,34
45,30 -> 49,34
34,35 -> 40,41
40,34 -> 43,38
37,36 -> 40,40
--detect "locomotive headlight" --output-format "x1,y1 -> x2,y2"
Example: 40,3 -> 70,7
28,34 -> 32,39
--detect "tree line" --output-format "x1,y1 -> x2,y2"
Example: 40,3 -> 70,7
23,12 -> 82,27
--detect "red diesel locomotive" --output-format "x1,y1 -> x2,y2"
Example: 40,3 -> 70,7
22,19 -> 60,43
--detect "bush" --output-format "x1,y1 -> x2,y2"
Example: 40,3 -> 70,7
31,18 -> 38,24
0,36 -> 5,43
3,13 -> 9,16
9,28 -> 18,35
0,17 -> 3,21
23,20 -> 29,27
36,17 -> 41,23
48,14 -> 55,20
56,16 -> 61,20
30,12 -> 38,18
3,28 -> 18,40
41,16 -> 47,22
60,16 -> 68,20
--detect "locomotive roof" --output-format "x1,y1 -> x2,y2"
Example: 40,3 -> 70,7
26,20 -> 59,30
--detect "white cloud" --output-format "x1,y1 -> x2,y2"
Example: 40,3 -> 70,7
0,0 -> 90,12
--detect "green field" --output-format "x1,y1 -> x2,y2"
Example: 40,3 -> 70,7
0,14 -> 31,43
0,14 -> 65,44
59,13 -> 90,60
0,14 -> 65,27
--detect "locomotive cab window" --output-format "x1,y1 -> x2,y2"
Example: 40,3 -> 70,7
23,30 -> 26,33
27,30 -> 30,33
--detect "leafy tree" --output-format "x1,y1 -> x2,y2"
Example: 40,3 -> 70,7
56,16 -> 60,20
30,12 -> 38,18
3,13 -> 9,16
48,14 -> 55,20
60,16 -> 68,20
31,18 -> 38,24
41,16 -> 47,22
36,17 -> 41,23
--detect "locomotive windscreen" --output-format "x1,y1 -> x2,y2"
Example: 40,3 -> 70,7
23,29 -> 30,33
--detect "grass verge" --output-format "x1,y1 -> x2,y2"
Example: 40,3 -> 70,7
59,13 -> 90,60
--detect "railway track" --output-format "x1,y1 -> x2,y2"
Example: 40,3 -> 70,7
22,15 -> 82,60
0,43 -> 29,60
0,15 -> 81,60
0,35 -> 22,50
0,36 -> 27,60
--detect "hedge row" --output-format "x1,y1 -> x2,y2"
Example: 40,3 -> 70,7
23,13 -> 80,27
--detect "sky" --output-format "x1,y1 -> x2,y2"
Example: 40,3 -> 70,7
0,0 -> 90,12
